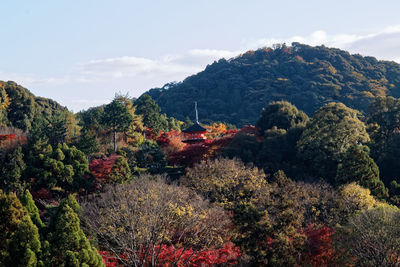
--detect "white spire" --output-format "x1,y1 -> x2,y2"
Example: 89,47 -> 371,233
195,101 -> 199,123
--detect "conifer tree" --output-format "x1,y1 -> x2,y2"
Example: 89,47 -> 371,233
19,189 -> 45,229
0,147 -> 26,194
47,195 -> 104,267
336,145 -> 388,199
0,190 -> 41,267
102,98 -> 133,153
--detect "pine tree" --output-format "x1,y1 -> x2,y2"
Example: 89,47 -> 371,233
0,190 -> 41,267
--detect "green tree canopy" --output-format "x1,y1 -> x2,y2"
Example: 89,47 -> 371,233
102,98 -> 133,152
256,101 -> 309,132
47,195 -> 104,267
336,145 -> 388,199
297,102 -> 370,182
0,190 -> 41,267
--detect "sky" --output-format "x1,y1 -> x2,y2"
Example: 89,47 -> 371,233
1,0 -> 400,112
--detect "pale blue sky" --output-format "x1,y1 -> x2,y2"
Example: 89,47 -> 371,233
1,0 -> 400,111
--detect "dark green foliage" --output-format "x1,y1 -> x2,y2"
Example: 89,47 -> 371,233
368,97 -> 400,185
0,190 -> 41,267
26,143 -> 91,193
257,126 -> 304,177
135,140 -> 166,173
336,145 -> 388,199
297,102 -> 370,182
44,111 -> 68,146
102,98 -> 133,152
146,43 -> 400,126
222,132 -> 261,164
134,94 -> 181,133
0,147 -> 27,194
0,81 -> 65,131
74,130 -> 100,157
77,106 -> 105,132
256,101 -> 309,132
46,196 -> 104,267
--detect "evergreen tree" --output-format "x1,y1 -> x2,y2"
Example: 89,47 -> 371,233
102,98 -> 133,152
19,189 -> 44,229
336,145 -> 388,199
0,147 -> 26,194
256,101 -> 309,133
0,190 -> 41,267
297,102 -> 370,182
47,195 -> 104,267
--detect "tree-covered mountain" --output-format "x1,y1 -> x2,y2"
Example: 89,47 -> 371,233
0,81 -> 66,131
146,43 -> 400,126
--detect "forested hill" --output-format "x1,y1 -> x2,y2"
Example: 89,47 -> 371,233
0,81 -> 66,131
146,43 -> 400,126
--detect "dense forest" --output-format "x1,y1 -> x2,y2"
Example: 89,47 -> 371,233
147,43 -> 400,126
3,44 -> 400,266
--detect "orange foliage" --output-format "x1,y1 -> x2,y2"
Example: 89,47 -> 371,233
205,123 -> 227,139
156,130 -> 186,156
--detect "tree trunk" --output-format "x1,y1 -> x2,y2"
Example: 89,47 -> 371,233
113,130 -> 117,153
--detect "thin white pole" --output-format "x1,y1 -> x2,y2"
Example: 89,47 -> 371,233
195,101 -> 199,123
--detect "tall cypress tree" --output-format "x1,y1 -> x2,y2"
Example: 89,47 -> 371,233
19,189 -> 44,229
47,195 -> 104,267
0,190 -> 41,267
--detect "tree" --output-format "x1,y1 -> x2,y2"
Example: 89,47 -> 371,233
338,182 -> 385,218
0,147 -> 26,194
0,190 -> 41,267
81,176 -> 234,266
26,143 -> 91,194
135,139 -> 167,173
222,129 -> 260,164
47,196 -> 104,266
297,102 -> 370,182
183,158 -> 267,210
368,97 -> 400,184
19,189 -> 44,230
335,205 -> 400,267
134,94 -> 164,132
102,98 -> 133,152
336,145 -> 388,199
256,101 -> 309,132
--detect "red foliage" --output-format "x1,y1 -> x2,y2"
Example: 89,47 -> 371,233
237,125 -> 259,135
157,130 -> 186,156
137,242 -> 241,266
100,243 -> 241,267
145,128 -> 159,141
31,188 -> 52,200
168,136 -> 234,167
301,225 -> 336,267
89,154 -> 119,191
99,251 -> 122,267
0,133 -> 27,149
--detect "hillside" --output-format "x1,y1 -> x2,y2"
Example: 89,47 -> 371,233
146,43 -> 400,126
0,81 -> 66,131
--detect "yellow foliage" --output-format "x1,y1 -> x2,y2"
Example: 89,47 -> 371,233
339,182 -> 385,213
205,122 -> 227,139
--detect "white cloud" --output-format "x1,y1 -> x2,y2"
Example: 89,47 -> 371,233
247,25 -> 400,63
78,49 -> 241,80
2,25 -> 400,112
